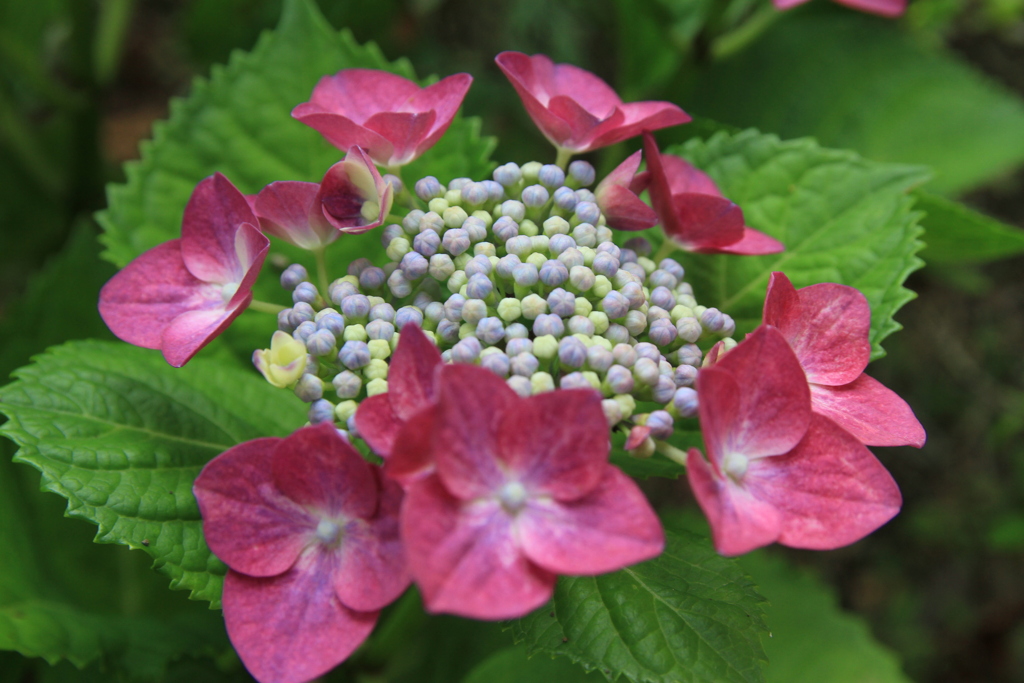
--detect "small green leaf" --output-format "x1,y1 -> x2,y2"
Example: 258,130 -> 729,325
96,0 -> 495,267
672,129 -> 928,360
511,527 -> 768,683
0,341 -> 306,607
739,552 -> 911,683
914,190 -> 1024,264
681,9 -> 1024,193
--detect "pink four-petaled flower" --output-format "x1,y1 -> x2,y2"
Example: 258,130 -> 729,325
293,70 -> 472,168
594,150 -> 659,231
763,271 -> 925,448
686,325 -> 903,556
399,364 -> 664,619
642,132 -> 784,255
495,52 -> 690,155
193,423 -> 408,683
98,173 -> 269,367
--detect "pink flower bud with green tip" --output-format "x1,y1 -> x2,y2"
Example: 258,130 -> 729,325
594,150 -> 658,231
641,132 -> 784,255
292,70 -> 472,167
98,173 -> 269,367
773,0 -> 906,18
686,325 -> 902,556
400,365 -> 664,620
763,271 -> 926,448
192,423 -> 408,683
315,147 -> 395,235
495,52 -> 690,156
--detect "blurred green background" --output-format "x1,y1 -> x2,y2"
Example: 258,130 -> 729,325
2,0 -> 1024,681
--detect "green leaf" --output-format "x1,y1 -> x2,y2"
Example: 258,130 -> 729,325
96,0 -> 495,267
914,190 -> 1024,264
672,129 -> 928,359
680,9 -> 1024,193
0,340 -> 307,607
462,644 -> 603,683
511,526 -> 768,683
739,553 -> 911,683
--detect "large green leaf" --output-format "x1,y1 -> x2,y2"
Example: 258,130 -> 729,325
914,190 -> 1024,264
740,553 -> 911,683
672,129 -> 928,359
96,0 -> 495,268
511,526 -> 768,683
0,341 -> 306,607
680,8 -> 1024,193
462,644 -> 604,683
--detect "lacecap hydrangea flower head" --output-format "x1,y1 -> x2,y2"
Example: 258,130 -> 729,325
97,51 -> 924,683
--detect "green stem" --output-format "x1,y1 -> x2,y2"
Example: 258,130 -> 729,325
93,0 -> 136,86
384,213 -> 406,225
313,246 -> 330,295
652,238 -> 678,265
555,147 -> 573,170
249,299 -> 286,314
710,2 -> 781,61
656,441 -> 690,467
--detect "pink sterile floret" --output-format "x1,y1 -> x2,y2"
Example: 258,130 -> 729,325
495,52 -> 690,155
292,69 -> 472,168
193,423 -> 409,683
641,132 -> 784,256
594,150 -> 659,231
763,271 -> 926,448
98,173 -> 269,367
686,325 -> 902,557
354,324 -> 442,485
773,0 -> 907,18
399,364 -> 664,620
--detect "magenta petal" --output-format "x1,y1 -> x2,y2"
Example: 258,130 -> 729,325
255,181 -> 335,250
658,154 -> 723,197
290,109 -> 395,163
642,132 -> 683,236
363,110 -> 436,165
354,393 -> 402,457
180,173 -> 260,285
810,375 -> 926,448
334,472 -> 409,612
495,52 -> 576,147
834,0 -> 906,17
745,414 -> 903,549
686,449 -> 783,556
408,73 -> 473,156
98,239 -> 216,350
599,185 -> 659,231
271,423 -> 378,519
712,227 -> 785,255
624,425 -> 652,451
586,101 -> 691,151
795,282 -> 872,385
388,324 -> 442,421
547,95 -> 603,146
385,407 -> 437,487
303,69 -> 421,121
223,561 -> 378,683
161,302 -> 244,367
518,466 -> 664,574
496,389 -> 608,500
194,438 -> 313,577
403,474 -> 555,620
773,0 -> 811,7
433,365 -> 516,499
666,193 -> 746,250
701,325 -> 811,459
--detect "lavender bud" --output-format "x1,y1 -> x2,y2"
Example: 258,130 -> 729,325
506,337 -> 533,356
492,216 -> 519,243
292,282 -> 319,305
442,293 -> 465,322
294,374 -> 324,402
548,233 -> 576,256
413,230 -> 442,258
649,318 -> 678,347
463,216 -> 488,243
340,294 -> 370,321
465,274 -> 493,300
571,223 -> 597,248
539,260 -> 569,287
328,280 -> 357,305
619,282 -> 645,310
451,337 -> 482,363
560,372 -> 591,390
436,319 -> 460,344
465,255 -> 492,277
659,258 -> 684,280
293,320 -> 318,343
401,210 -> 424,235
673,387 -> 699,417
448,177 -> 471,191
306,329 -> 337,356
653,376 -> 676,404
606,365 -> 635,394
461,299 -> 488,325
621,262 -> 647,280
568,160 -> 596,186
648,269 -> 678,290
558,337 -> 587,369
674,364 -> 698,388
394,307 -> 424,330
415,176 -> 444,201
352,267 -> 382,291
277,308 -> 295,332
424,301 -> 445,323
505,322 -> 529,339
493,163 -> 522,187
289,302 -> 316,328
568,315 -> 596,336
547,288 -> 576,317
369,303 -> 396,323
676,317 -> 702,343
650,286 -> 676,310
482,180 -> 504,202
633,342 -> 659,362
366,319 -> 395,341
575,188 -> 596,203
496,254 -> 522,279
538,164 -> 565,188
633,357 -> 660,386
308,399 -> 335,425
586,345 -> 614,372
647,410 -> 674,439
521,184 -> 549,207
332,371 -> 362,399
553,186 -> 578,211
533,313 -> 565,338
601,291 -> 630,319
462,182 -> 489,206
500,200 -> 526,222
510,352 -> 540,377
574,201 -> 600,224
442,228 -> 470,255
604,323 -> 630,344
280,264 -> 309,290
381,223 -> 404,246
507,375 -> 532,397
419,211 -> 444,234
387,270 -> 413,297
676,344 -> 702,367
338,340 -> 371,369
592,253 -> 620,277
611,344 -> 636,367
476,317 -> 505,345
480,350 -> 511,377
700,307 -> 727,333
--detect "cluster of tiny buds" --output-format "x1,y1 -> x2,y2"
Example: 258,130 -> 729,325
259,160 -> 738,452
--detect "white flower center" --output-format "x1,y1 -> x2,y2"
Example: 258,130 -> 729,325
722,452 -> 749,483
497,481 -> 528,515
315,518 -> 342,546
220,282 -> 239,302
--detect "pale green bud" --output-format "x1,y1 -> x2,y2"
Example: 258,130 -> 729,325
637,256 -> 656,275
521,294 -> 547,319
364,358 -> 389,380
614,394 -> 637,419
574,297 -> 593,317
533,334 -> 558,360
428,197 -> 449,214
579,246 -> 596,266
366,378 -> 389,396
543,216 -> 570,236
593,275 -> 613,298
590,332 -> 612,350
429,254 -> 455,281
530,371 -> 555,394
343,324 -> 368,342
472,210 -> 494,227
453,253 -> 472,270
368,339 -> 391,360
444,206 -> 469,228
474,242 -> 497,258
530,235 -> 550,253
670,305 -> 694,322
582,371 -> 601,390
254,331 -> 307,388
386,237 -> 412,262
526,252 -> 547,269
447,271 -> 468,293
521,161 -> 543,183
497,298 -> 523,322
518,219 -> 539,237
334,400 -> 359,423
444,189 -> 461,205
588,311 -> 610,334
459,322 -> 476,339
602,398 -> 623,426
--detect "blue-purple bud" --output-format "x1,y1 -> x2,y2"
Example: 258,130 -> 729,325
568,160 -> 596,186
539,259 -> 569,287
601,291 -> 630,319
420,211 -> 444,233
548,233 -> 576,256
415,176 -> 444,201
532,313 -> 565,338
448,177 -> 471,191
674,364 -> 698,388
332,370 -> 362,399
328,280 -> 357,305
462,182 -> 489,206
480,350 -> 511,377
294,374 -> 324,402
560,372 -> 591,390
673,387 -> 698,417
369,303 -> 396,323
604,323 -> 630,344
507,375 -> 532,397
493,163 -> 522,187
547,288 -> 576,317
568,315 -> 596,336
492,216 -> 518,243
521,184 -> 549,207
677,344 -> 702,367
620,282 -> 645,309
606,365 -> 635,394
394,306 -> 424,329
436,319 -> 460,344
500,200 -> 526,222
558,336 -> 587,369
538,164 -> 565,188
424,301 -> 445,324
586,345 -> 614,372
355,266 -> 383,290
506,235 -> 533,258
505,322 -> 529,339
612,343 -> 637,367
442,228 -> 470,256
496,254 -> 521,279
340,294 -> 370,320
366,319 -> 395,341
575,188 -> 596,203
659,258 -> 684,280
700,307 -> 726,333
289,302 -> 316,327
338,340 -> 371,369
634,342 -> 661,362
463,216 -> 488,243
553,186 -> 578,211
292,282 -> 319,304
621,262 -> 647,280
510,352 -> 540,377
650,286 -> 676,310
647,410 -> 674,439
465,255 -> 492,277
402,210 -> 424,235
413,230 -> 441,257
619,248 -> 638,264
506,337 -> 533,356
389,270 -> 412,298
649,318 -> 677,347
648,269 -> 678,290
444,294 -> 466,322
558,248 -> 585,270
574,201 -> 600,224
476,317 -> 505,345
347,258 -> 371,277
451,337 -> 482,363
381,223 -> 404,246
293,320 -> 318,342
306,329 -> 337,356
308,399 -> 335,424
461,299 -> 488,325
465,274 -> 493,300
653,376 -> 676,404
633,357 -> 660,386
277,308 -> 295,332
592,253 -> 620,277
397,252 -> 428,280
482,179 -> 505,202
596,242 -> 621,258
280,264 -> 309,291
